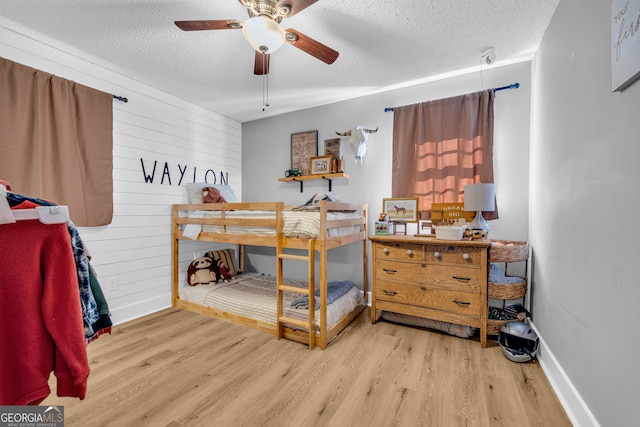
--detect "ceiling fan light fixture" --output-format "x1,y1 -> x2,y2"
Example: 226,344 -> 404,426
242,16 -> 285,53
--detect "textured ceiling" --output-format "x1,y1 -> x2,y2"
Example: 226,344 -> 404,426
0,0 -> 559,123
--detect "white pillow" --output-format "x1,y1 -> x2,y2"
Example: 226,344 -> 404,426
186,183 -> 238,204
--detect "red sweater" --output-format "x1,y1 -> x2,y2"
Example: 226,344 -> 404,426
0,218 -> 89,405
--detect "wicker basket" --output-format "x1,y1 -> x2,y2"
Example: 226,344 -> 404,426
490,240 -> 529,262
488,280 -> 526,299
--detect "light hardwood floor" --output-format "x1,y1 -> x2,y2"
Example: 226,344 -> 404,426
43,308 -> 571,427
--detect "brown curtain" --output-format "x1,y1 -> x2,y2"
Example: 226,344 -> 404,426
0,57 -> 113,226
392,90 -> 497,219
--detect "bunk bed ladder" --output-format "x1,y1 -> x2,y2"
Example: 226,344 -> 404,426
276,239 -> 316,349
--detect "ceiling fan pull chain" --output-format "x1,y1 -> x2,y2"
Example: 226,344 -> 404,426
262,54 -> 269,111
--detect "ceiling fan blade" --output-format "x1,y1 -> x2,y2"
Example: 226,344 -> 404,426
277,0 -> 319,18
254,52 -> 270,75
285,28 -> 339,64
175,20 -> 243,31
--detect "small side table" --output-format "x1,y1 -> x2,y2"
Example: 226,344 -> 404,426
391,220 -> 407,235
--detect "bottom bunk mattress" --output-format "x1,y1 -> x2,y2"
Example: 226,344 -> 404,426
179,273 -> 361,331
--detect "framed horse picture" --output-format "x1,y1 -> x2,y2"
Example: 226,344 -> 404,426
382,198 -> 418,222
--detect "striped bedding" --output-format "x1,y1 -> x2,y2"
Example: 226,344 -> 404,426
186,210 -> 361,239
179,273 -> 361,330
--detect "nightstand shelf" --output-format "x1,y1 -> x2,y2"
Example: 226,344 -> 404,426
278,172 -> 349,192
487,240 -> 529,335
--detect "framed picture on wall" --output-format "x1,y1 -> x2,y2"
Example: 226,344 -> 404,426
611,0 -> 640,91
382,198 -> 419,222
291,130 -> 318,176
324,137 -> 341,163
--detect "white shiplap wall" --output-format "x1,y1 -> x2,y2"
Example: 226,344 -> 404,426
0,23 -> 242,325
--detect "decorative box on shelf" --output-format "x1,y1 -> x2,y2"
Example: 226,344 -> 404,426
375,213 -> 390,235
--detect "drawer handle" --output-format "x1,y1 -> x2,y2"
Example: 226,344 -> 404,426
452,276 -> 471,282
383,248 -> 389,254
382,268 -> 397,274
453,300 -> 471,306
383,290 -> 398,296
433,251 -> 441,258
420,286 -> 427,291
406,249 -> 413,256
462,253 -> 470,260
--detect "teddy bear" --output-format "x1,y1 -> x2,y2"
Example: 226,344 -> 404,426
187,256 -> 218,286
214,258 -> 233,283
202,186 -> 227,204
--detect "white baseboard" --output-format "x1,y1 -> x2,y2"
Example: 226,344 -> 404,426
528,321 -> 600,427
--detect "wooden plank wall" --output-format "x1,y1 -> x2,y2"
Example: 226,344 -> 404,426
0,23 -> 242,324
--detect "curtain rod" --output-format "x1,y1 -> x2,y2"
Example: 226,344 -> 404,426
384,82 -> 520,112
112,95 -> 128,103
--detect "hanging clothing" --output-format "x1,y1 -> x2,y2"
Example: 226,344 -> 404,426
87,262 -> 112,343
0,218 -> 90,405
7,194 -> 102,339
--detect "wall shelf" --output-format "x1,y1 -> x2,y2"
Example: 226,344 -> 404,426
278,172 -> 349,192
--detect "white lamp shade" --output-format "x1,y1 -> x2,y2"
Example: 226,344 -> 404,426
242,16 -> 286,53
464,183 -> 495,212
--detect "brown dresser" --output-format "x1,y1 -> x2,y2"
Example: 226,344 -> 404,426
369,235 -> 491,347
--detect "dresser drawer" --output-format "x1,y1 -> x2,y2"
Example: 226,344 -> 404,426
375,260 -> 482,293
422,244 -> 482,267
375,242 -> 423,262
375,280 -> 481,316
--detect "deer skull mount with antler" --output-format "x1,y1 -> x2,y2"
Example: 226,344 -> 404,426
335,126 -> 378,167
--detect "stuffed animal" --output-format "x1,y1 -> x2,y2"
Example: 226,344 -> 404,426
214,258 -> 233,282
464,228 -> 487,240
202,187 -> 227,204
187,256 -> 218,286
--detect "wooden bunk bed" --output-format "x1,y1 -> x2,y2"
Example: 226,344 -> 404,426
171,200 -> 368,349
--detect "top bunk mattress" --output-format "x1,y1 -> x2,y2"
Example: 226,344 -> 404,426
183,210 -> 361,239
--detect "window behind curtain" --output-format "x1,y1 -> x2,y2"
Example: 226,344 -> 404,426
0,57 -> 113,226
391,90 -> 497,220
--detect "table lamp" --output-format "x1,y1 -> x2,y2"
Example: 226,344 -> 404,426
464,183 -> 495,233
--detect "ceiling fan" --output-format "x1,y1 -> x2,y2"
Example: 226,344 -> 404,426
175,0 -> 339,75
